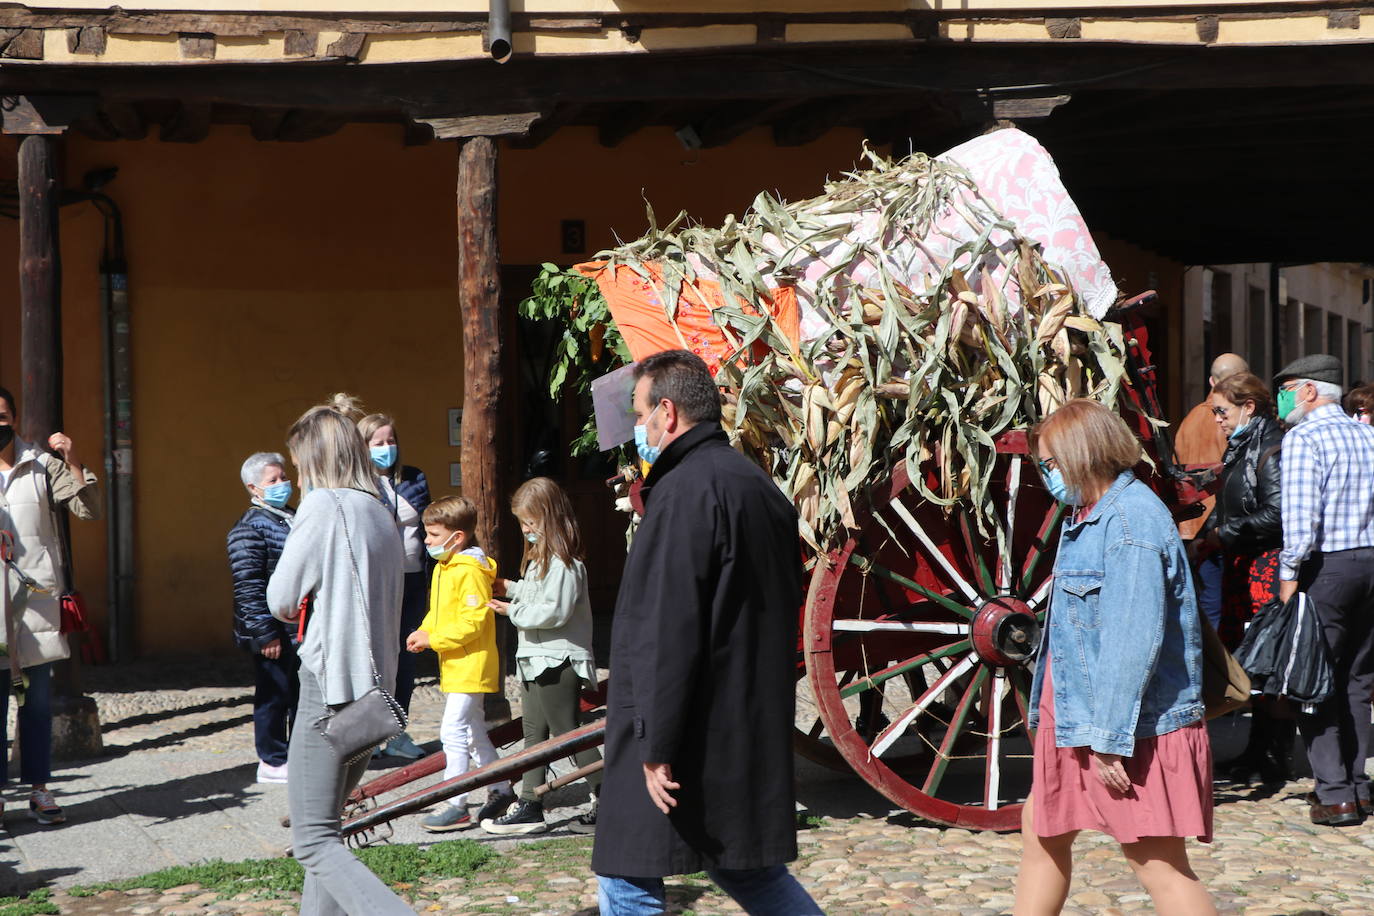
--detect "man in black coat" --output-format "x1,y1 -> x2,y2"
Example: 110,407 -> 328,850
592,350 -> 823,915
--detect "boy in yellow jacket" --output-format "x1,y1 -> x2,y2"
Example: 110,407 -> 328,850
405,496 -> 513,831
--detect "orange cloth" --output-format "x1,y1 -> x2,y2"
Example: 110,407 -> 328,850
1174,400 -> 1227,539
577,261 -> 800,374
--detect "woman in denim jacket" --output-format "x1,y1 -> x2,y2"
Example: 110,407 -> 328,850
1013,400 -> 1215,916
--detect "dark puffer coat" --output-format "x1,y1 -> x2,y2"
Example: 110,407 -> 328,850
1203,414 -> 1284,553
227,504 -> 294,651
591,422 -> 802,878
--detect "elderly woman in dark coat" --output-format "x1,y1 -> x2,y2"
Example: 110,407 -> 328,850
592,350 -> 822,916
1202,371 -> 1291,783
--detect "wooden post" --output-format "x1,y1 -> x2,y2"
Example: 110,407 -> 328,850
18,134 -> 61,440
16,132 -> 103,760
456,136 -> 513,720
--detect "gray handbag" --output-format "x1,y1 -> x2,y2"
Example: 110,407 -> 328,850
312,492 -> 407,764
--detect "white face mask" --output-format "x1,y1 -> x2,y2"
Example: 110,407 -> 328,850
426,531 -> 458,561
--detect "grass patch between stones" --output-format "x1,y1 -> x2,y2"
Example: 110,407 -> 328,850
66,839 -> 495,902
0,889 -> 58,916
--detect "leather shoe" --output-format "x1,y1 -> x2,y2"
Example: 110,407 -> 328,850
1310,800 -> 1362,827
1305,792 -> 1373,816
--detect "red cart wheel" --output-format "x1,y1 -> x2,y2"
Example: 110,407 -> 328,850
803,436 -> 1064,830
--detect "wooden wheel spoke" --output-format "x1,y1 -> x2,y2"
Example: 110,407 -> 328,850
1019,502 -> 1066,595
808,717 -> 826,739
984,671 -> 1009,811
921,666 -> 990,798
847,554 -> 975,620
1010,667 -> 1033,729
885,497 -> 981,603
833,620 -> 969,635
958,512 -> 995,597
870,655 -> 976,758
1027,575 -> 1053,614
838,640 -> 972,699
999,456 -> 1022,593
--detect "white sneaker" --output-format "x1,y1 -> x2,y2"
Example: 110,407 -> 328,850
256,761 -> 289,784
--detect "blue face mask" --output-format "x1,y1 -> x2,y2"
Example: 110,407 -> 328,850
1041,467 -> 1078,505
261,480 -> 293,508
634,404 -> 666,466
524,531 -> 539,544
1229,419 -> 1251,440
426,532 -> 457,561
370,444 -> 398,471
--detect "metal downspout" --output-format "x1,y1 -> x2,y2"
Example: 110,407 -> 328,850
488,0 -> 511,63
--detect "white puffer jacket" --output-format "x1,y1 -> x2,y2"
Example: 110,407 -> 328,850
0,438 -> 100,668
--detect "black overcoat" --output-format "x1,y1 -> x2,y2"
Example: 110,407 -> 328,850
591,422 -> 802,877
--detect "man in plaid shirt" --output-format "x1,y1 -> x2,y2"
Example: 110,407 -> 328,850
1275,354 -> 1374,827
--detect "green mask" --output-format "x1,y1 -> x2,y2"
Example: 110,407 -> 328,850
1277,387 -> 1297,421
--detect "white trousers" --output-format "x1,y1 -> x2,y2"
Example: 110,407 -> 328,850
440,692 -> 509,808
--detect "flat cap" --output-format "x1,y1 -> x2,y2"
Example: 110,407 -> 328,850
1274,353 -> 1343,386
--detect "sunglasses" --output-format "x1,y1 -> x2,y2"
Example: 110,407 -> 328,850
1037,456 -> 1059,474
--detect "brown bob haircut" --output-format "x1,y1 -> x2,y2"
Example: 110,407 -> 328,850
423,495 -> 479,545
1029,399 -> 1143,500
1212,372 -> 1275,418
1345,383 -> 1374,417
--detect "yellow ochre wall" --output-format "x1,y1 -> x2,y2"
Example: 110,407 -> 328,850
0,124 -> 868,655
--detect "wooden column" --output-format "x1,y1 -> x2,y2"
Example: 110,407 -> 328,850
18,134 -> 61,439
457,136 -> 514,717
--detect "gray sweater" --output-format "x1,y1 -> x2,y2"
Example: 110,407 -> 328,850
268,487 -> 403,705
506,557 -> 596,683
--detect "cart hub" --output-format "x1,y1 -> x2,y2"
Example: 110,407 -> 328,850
971,597 -> 1041,667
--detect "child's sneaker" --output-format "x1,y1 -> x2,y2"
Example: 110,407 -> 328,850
420,805 -> 471,832
380,732 -> 426,760
256,761 -> 289,784
482,799 -> 547,835
474,789 -> 516,824
29,790 -> 64,826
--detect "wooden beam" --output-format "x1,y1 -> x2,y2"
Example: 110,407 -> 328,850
276,109 -> 348,142
421,111 -> 542,140
598,104 -> 668,148
456,135 -> 505,565
249,108 -> 288,141
991,94 -> 1071,120
18,134 -> 62,441
99,100 -> 147,140
283,29 -> 317,58
160,101 -> 211,142
178,32 -> 216,60
697,99 -> 806,148
66,26 -> 107,55
0,28 -> 44,60
773,97 -> 862,147
508,104 -> 583,149
325,32 -> 366,59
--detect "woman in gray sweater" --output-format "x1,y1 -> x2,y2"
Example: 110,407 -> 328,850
267,394 -> 411,916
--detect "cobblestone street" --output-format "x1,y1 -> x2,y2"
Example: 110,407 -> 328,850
11,656 -> 1374,915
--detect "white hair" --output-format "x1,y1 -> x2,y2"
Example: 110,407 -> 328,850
240,451 -> 286,488
1296,378 -> 1344,402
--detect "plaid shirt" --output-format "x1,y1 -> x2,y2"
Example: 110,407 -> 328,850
1279,403 -> 1374,580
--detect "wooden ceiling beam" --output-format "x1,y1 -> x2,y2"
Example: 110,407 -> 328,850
276,109 -> 348,142
159,101 -> 211,142
695,99 -> 807,149
508,103 -> 583,149
598,104 -> 669,148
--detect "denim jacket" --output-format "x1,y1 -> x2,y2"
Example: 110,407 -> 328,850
1027,471 -> 1205,756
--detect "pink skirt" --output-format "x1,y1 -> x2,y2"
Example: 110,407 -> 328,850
1032,662 -> 1213,844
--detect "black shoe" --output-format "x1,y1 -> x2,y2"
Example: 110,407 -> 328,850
482,799 -> 547,835
474,790 -> 516,824
566,796 -> 597,834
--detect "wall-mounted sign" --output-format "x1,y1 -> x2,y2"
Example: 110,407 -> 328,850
448,408 -> 463,447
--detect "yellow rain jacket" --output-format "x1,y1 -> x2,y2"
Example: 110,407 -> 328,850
419,549 -> 500,694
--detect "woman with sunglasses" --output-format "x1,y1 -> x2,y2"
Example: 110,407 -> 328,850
1202,372 -> 1291,784
1014,399 -> 1215,916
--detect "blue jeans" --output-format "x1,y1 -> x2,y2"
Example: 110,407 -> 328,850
0,663 -> 52,786
252,641 -> 299,766
392,570 -> 429,715
597,865 -> 824,916
1197,550 -> 1224,630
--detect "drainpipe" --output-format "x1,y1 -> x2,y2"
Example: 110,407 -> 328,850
488,0 -> 511,63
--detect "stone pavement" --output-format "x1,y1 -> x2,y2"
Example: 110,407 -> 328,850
5,655 -> 1374,915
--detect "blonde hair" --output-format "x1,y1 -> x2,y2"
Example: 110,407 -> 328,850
1029,399 -> 1142,502
423,495 -> 479,545
357,412 -> 401,483
511,477 -> 584,577
286,393 -> 379,497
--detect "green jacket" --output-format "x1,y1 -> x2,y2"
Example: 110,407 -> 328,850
506,557 -> 595,682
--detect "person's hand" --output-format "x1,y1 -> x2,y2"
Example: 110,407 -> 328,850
1092,751 -> 1130,794
643,762 -> 680,814
1279,579 -> 1298,603
260,639 -> 281,660
406,630 -> 430,653
489,599 -> 509,616
491,578 -> 508,597
47,433 -> 76,466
